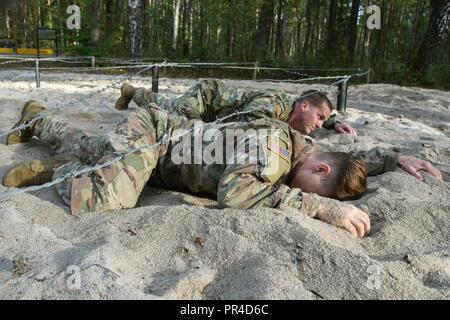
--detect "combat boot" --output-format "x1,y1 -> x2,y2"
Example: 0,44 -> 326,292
115,82 -> 137,110
6,100 -> 45,145
2,157 -> 76,188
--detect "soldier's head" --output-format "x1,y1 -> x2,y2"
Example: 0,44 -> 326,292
289,90 -> 333,134
289,152 -> 368,200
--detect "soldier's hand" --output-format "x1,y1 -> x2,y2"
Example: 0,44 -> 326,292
335,123 -> 357,137
398,155 -> 442,181
338,204 -> 371,237
313,199 -> 371,238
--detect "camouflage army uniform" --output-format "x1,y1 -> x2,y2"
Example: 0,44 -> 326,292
33,104 -> 397,215
133,79 -> 341,128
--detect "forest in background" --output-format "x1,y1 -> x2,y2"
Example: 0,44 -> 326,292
0,0 -> 449,89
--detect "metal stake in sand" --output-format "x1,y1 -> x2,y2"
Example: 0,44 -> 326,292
152,65 -> 159,93
35,58 -> 41,88
337,77 -> 349,114
253,61 -> 259,81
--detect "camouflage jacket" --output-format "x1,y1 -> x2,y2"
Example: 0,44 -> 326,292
149,114 -> 398,211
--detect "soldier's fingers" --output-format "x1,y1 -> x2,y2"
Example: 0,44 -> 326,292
341,220 -> 358,237
407,166 -> 424,181
356,214 -> 371,234
423,162 -> 443,180
347,126 -> 355,136
351,219 -> 366,238
335,126 -> 344,133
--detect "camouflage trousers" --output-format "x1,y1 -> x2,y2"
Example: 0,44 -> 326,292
34,104 -> 171,215
133,79 -> 248,122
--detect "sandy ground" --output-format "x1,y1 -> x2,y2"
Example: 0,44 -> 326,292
0,70 -> 449,300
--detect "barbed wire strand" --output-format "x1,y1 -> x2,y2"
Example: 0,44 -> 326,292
0,113 -> 47,138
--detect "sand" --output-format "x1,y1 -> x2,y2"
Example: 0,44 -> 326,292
0,70 -> 448,300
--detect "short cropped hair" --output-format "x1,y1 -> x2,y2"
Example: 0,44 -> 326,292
317,152 -> 368,200
296,90 -> 333,112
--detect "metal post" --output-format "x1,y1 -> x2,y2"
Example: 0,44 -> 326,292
91,56 -> 96,68
336,78 -> 349,114
253,61 -> 258,81
366,68 -> 371,84
35,59 -> 40,88
152,66 -> 159,93
55,31 -> 59,57
36,29 -> 40,60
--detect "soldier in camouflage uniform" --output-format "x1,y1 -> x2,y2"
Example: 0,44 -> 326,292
3,101 -> 442,237
115,79 -> 358,137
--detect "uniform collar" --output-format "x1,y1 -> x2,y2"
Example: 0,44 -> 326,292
289,127 -> 316,169
279,96 -> 297,122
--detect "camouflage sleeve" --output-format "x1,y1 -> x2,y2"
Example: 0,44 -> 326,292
238,95 -> 291,123
351,147 -> 399,176
217,161 -> 341,219
218,169 -> 305,211
323,114 -> 342,130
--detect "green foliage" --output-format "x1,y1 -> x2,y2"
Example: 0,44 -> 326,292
1,0 -> 449,88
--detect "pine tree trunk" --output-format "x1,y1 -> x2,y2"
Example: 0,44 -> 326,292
225,0 -> 235,58
359,0 -> 370,65
182,0 -> 192,56
105,0 -> 116,39
173,0 -> 180,51
302,0 -> 313,62
128,0 -> 144,60
347,0 -> 360,64
254,0 -> 275,61
6,4 -> 16,44
326,0 -> 337,52
22,0 -> 31,48
275,0 -> 286,59
410,0 -> 425,54
91,0 -> 102,45
295,4 -> 303,61
313,0 -> 320,57
419,0 -> 450,71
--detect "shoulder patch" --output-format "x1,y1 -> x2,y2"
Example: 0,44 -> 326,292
267,136 -> 290,162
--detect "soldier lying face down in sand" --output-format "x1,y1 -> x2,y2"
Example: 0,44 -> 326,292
115,79 -> 358,137
3,101 -> 442,238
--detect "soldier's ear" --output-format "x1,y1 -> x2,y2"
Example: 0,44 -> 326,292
298,101 -> 309,112
314,164 -> 332,176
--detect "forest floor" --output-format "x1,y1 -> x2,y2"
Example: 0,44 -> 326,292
0,70 -> 449,299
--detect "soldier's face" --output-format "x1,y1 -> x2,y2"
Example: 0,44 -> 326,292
289,153 -> 332,197
289,101 -> 331,134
